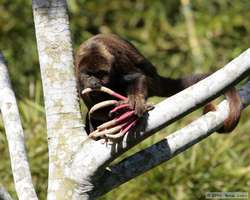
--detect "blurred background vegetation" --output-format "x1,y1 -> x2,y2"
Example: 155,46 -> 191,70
0,0 -> 250,199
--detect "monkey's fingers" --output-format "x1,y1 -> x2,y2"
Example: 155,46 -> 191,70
121,118 -> 138,134
81,87 -> 92,95
116,110 -> 135,123
105,118 -> 138,139
89,100 -> 118,116
97,110 -> 135,130
97,119 -> 117,131
89,122 -> 126,138
100,86 -> 128,101
82,86 -> 128,101
105,130 -> 126,139
146,104 -> 154,111
109,103 -> 130,115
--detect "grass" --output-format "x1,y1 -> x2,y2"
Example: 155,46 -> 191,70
1,94 -> 249,200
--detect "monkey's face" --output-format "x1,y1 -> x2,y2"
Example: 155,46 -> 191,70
78,65 -> 115,112
79,68 -> 110,89
76,50 -> 113,90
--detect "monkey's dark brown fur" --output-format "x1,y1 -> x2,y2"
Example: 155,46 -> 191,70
75,34 -> 241,133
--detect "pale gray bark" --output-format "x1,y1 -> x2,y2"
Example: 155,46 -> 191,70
0,54 -> 38,200
239,80 -> 250,106
0,186 -> 13,200
32,0 -> 86,199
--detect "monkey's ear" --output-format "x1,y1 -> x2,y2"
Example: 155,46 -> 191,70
123,72 -> 142,82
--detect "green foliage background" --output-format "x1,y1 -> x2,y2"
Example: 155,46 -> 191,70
0,0 -> 250,199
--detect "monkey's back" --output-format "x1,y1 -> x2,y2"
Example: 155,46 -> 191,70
76,34 -> 157,77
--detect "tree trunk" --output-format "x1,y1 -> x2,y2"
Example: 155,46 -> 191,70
32,0 -> 86,199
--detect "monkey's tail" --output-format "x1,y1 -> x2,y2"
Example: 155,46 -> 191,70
203,87 -> 242,133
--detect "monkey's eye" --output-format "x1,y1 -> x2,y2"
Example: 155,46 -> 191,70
94,70 -> 109,79
80,73 -> 89,79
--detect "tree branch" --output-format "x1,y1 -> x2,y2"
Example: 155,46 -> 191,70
239,80 -> 250,106
0,186 -> 13,200
32,0 -> 86,199
93,80 -> 250,196
0,53 -> 38,200
68,49 -> 250,198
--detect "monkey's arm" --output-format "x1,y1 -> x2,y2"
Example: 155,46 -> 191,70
127,74 -> 149,116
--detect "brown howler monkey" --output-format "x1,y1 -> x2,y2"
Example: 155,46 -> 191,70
75,34 -> 241,134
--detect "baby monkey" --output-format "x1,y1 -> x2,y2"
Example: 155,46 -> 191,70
75,34 -> 241,135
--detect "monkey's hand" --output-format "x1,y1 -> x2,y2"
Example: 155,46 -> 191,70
83,87 -> 150,140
